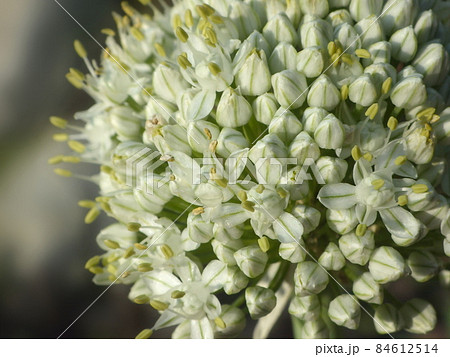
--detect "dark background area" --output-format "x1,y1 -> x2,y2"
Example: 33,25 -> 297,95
0,0 -> 448,339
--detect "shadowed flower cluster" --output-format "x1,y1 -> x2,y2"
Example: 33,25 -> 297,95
52,0 -> 450,338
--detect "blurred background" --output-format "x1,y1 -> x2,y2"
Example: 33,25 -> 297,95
0,0 -> 448,339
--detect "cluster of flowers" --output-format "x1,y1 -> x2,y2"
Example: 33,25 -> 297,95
52,0 -> 450,338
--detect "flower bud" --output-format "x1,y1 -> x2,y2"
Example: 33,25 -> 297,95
358,121 -> 388,152
416,194 -> 447,231
364,41 -> 391,65
404,126 -> 435,164
355,15 -> 384,48
349,74 -> 378,106
299,319 -> 329,338
234,245 -> 268,278
229,1 -> 261,39
262,13 -> 298,48
326,9 -> 353,27
279,241 -> 307,263
300,0 -> 329,18
211,238 -> 243,266
216,128 -> 249,157
216,88 -> 252,128
235,49 -> 271,96
307,75 -> 341,111
187,212 -> 214,244
353,272 -> 383,304
349,0 -> 383,22
288,295 -> 321,321
153,64 -> 189,104
223,266 -> 249,294
252,93 -> 279,125
407,250 -> 438,282
339,230 -> 375,265
271,70 -> 308,109
294,261 -> 329,297
314,113 -> 345,149
328,294 -> 361,330
389,26 -> 417,63
187,120 -> 220,153
329,0 -> 351,9
390,75 -> 427,109
369,246 -> 407,284
315,156 -> 348,184
412,43 -> 450,86
302,107 -> 329,134
334,23 -> 361,53
268,108 -> 303,143
414,10 -> 438,44
154,124 -> 191,155
326,208 -> 358,234
318,242 -> 346,271
373,304 -> 403,334
380,0 -> 418,36
269,42 -> 297,73
297,47 -> 325,78
245,286 -> 277,319
214,305 -> 246,338
300,20 -> 333,49
289,132 -> 321,164
400,299 -> 436,334
292,204 -> 321,234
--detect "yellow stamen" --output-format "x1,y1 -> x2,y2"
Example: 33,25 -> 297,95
204,27 -> 217,45
134,295 -> 150,304
214,317 -> 227,329
241,201 -> 255,212
134,243 -> 147,250
66,72 -> 84,89
54,168 -> 72,177
237,190 -> 248,202
49,116 -> 68,129
121,1 -> 134,17
208,62 -> 221,76
154,43 -> 166,57
48,155 -> 64,165
127,222 -> 141,232
255,184 -> 265,194
101,28 -> 116,36
161,244 -> 174,259
355,48 -> 371,59
106,264 -> 117,275
340,84 -> 349,101
135,329 -> 153,339
73,40 -> 87,58
137,263 -> 153,272
214,177 -> 228,188
394,155 -> 407,165
397,195 -> 408,206
341,54 -> 353,65
175,27 -> 189,42
371,179 -> 385,190
204,128 -> 212,140
84,255 -> 100,269
78,200 -> 96,208
381,77 -> 392,95
84,207 -> 100,224
363,152 -> 373,162
387,116 -> 398,131
172,14 -> 182,29
150,300 -> 169,311
192,207 -> 205,215
123,246 -> 135,259
68,140 -> 86,153
416,107 -> 435,122
89,266 -> 104,274
196,5 -> 210,18
412,184 -> 428,194
171,290 -> 186,299
327,41 -> 336,56
104,239 -> 120,249
356,224 -> 367,237
258,236 -> 270,253
351,145 -> 362,161
184,9 -> 194,27
130,27 -> 144,41
53,133 -> 69,142
365,103 -> 379,120
210,15 -> 223,24
177,53 -> 192,69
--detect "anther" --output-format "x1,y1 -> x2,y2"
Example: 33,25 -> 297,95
355,49 -> 371,59
73,40 -> 87,58
258,236 -> 270,253
412,184 -> 428,194
161,244 -> 174,259
371,179 -> 385,190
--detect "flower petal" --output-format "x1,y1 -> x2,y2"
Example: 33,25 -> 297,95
317,183 -> 357,209
273,212 -> 304,243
